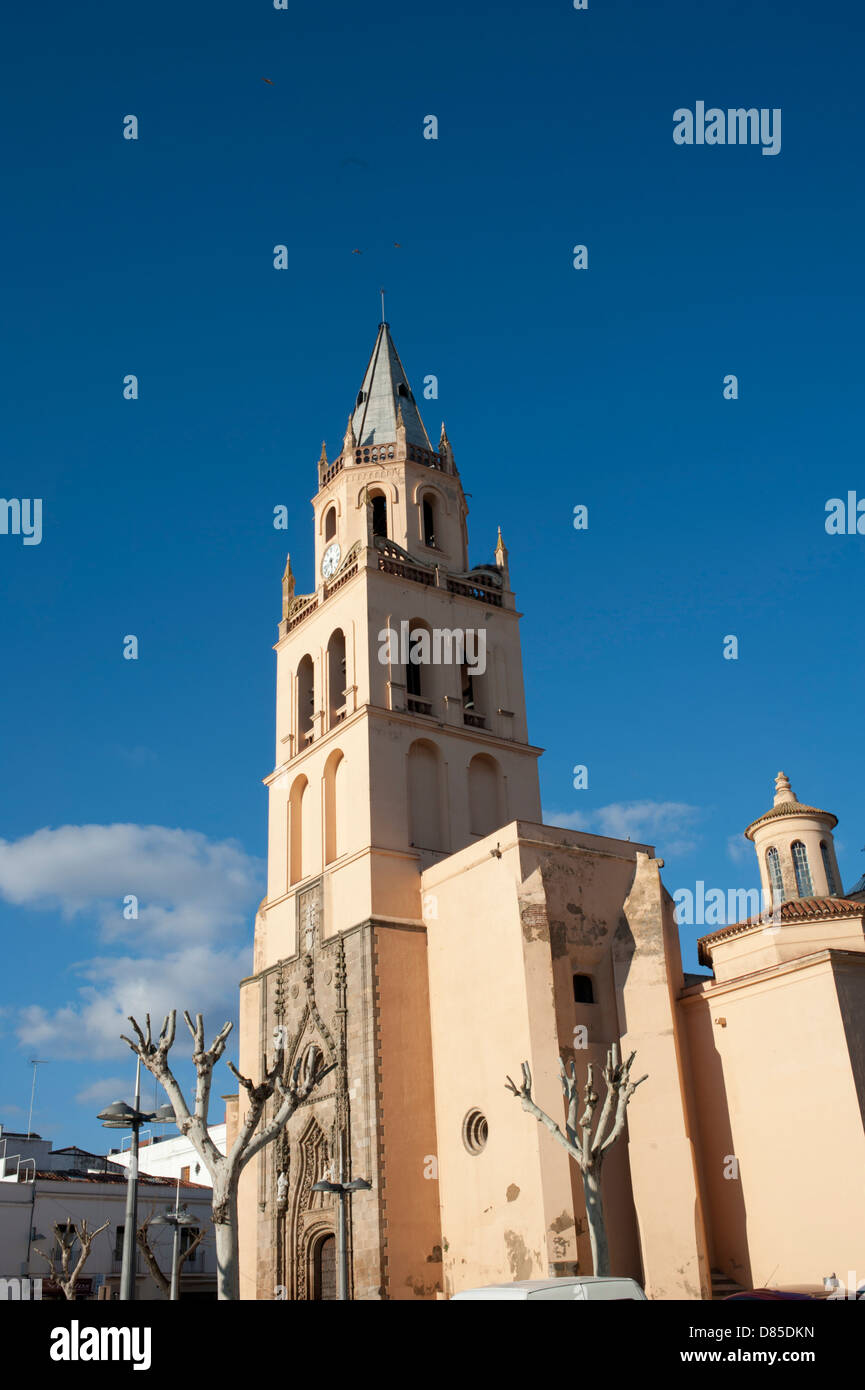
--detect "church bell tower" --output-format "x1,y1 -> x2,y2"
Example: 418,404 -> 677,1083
234,319 -> 542,1299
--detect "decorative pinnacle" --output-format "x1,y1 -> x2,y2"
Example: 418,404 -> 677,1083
774,771 -> 795,806
319,440 -> 328,465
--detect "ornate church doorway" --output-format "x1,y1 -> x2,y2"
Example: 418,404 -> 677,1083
312,1234 -> 337,1300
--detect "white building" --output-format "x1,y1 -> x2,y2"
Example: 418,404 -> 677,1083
107,1125 -> 226,1185
0,1128 -> 216,1300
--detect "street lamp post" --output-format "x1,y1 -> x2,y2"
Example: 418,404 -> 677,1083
26,1059 -> 49,1139
98,1063 -> 175,1302
311,1140 -> 371,1301
150,1181 -> 197,1301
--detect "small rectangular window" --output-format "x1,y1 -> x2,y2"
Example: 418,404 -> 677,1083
573,974 -> 594,1004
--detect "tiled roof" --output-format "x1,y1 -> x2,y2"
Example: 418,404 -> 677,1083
745,801 -> 837,838
759,896 -> 863,923
697,896 -> 865,962
30,1170 -> 210,1189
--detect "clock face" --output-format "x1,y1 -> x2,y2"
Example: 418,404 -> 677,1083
321,541 -> 341,579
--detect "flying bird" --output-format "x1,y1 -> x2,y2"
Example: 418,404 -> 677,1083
262,77 -> 274,85
393,242 -> 401,247
352,248 -> 363,255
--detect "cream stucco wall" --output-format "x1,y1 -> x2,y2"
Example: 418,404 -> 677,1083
423,822 -> 707,1298
682,951 -> 865,1288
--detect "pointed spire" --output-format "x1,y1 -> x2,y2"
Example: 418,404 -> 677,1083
319,440 -> 328,466
351,322 -> 432,451
281,554 -> 295,621
495,526 -> 509,585
439,421 -> 454,473
343,413 -> 356,459
774,771 -> 795,806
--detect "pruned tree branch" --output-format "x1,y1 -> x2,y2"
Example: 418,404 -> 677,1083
505,1061 -> 581,1166
136,1212 -> 208,1297
120,1008 -> 333,1299
136,1215 -> 170,1297
177,1223 -> 206,1272
35,1217 -> 110,1300
506,1043 -> 648,1277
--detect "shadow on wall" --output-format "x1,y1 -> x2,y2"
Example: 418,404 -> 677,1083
694,1022 -> 752,1290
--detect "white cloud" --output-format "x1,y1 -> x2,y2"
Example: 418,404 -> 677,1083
545,809 -> 591,831
726,833 -> 751,864
17,944 -> 249,1060
74,1077 -> 135,1107
0,823 -> 263,943
545,800 -> 703,857
1,824 -> 261,1060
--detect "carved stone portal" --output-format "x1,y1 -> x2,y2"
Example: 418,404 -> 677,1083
286,1114 -> 334,1300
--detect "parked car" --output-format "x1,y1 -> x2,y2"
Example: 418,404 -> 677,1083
450,1277 -> 647,1301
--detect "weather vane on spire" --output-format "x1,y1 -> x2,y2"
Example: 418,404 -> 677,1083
380,286 -> 386,324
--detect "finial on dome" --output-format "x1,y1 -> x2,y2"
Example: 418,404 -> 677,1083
774,771 -> 795,806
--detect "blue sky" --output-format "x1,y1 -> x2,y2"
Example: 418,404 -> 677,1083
1,0 -> 863,1151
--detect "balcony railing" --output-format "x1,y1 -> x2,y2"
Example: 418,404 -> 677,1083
281,548 -> 502,645
322,442 -> 447,477
325,560 -> 358,595
407,695 -> 433,716
285,595 -> 318,634
355,444 -> 396,466
446,576 -> 503,607
378,554 -> 435,587
319,457 -> 345,487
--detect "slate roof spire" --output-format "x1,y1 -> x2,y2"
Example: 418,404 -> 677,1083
351,322 -> 433,451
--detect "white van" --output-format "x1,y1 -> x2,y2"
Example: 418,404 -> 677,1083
450,1277 -> 647,1301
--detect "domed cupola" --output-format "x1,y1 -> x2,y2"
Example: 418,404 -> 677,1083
745,772 -> 842,908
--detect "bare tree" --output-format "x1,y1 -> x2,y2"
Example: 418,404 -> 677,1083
34,1217 -> 110,1300
506,1043 -> 647,1276
136,1212 -> 206,1298
121,1010 -> 333,1300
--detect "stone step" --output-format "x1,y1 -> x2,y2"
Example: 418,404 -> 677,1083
710,1267 -> 745,1300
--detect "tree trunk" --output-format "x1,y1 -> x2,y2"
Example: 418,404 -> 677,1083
582,1165 -> 610,1276
213,1174 -> 240,1301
